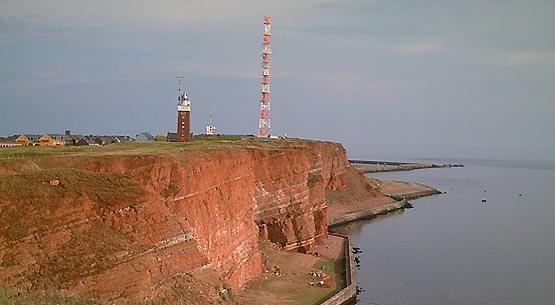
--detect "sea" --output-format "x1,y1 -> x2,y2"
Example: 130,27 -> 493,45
333,157 -> 555,305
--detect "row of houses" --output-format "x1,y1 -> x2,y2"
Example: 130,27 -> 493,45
0,131 -> 155,147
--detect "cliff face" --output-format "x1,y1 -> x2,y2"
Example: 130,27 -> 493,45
0,140 -> 353,302
253,141 -> 347,253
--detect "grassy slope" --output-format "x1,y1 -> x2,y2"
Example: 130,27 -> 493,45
0,168 -> 145,242
0,285 -> 233,305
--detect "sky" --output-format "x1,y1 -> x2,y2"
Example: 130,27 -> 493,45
1,0 -> 554,160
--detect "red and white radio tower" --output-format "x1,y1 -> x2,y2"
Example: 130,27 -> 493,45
258,16 -> 272,137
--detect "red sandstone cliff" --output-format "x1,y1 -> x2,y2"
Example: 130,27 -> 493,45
0,140 -> 381,303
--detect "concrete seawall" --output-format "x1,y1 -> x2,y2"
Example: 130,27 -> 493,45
322,177 -> 442,304
323,200 -> 412,304
386,189 -> 442,201
328,199 -> 409,228
350,159 -> 463,173
320,234 -> 356,305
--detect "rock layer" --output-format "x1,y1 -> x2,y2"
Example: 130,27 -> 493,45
0,140 -> 369,302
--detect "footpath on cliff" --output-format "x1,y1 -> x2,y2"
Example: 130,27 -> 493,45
0,138 -> 441,305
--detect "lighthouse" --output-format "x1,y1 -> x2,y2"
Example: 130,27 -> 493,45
176,77 -> 191,142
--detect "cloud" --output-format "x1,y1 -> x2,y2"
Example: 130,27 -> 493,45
0,66 -> 172,87
317,74 -> 400,93
315,0 -> 382,10
295,30 -> 443,55
496,51 -> 555,66
0,0 -> 302,30
282,69 -> 416,96
0,57 -> 259,88
396,40 -> 442,54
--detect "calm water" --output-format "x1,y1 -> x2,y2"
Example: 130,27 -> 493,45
333,159 -> 555,305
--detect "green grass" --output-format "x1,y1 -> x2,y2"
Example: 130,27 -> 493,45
0,288 -> 103,305
192,134 -> 246,141
0,168 -> 145,206
0,287 -> 219,305
0,168 -> 145,243
312,259 -> 346,305
0,135 -> 307,160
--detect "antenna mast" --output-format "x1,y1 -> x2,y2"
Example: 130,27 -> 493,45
258,16 -> 272,137
177,76 -> 184,98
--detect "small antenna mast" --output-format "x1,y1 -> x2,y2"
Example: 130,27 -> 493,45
175,76 -> 191,142
176,76 -> 184,101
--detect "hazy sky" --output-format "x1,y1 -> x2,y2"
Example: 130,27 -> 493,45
1,1 -> 554,159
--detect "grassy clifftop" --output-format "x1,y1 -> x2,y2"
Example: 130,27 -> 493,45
0,168 -> 145,243
0,136 -> 305,160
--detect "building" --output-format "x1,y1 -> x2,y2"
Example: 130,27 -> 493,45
0,143 -> 23,148
205,125 -> 215,135
76,138 -> 100,146
116,135 -> 133,143
95,136 -> 119,145
39,131 -> 76,146
5,132 -> 132,147
12,134 -> 68,146
205,112 -> 215,135
176,78 -> 192,142
0,137 -> 23,148
5,135 -> 19,142
15,135 -> 42,145
136,132 -> 154,142
60,131 -> 82,145
166,132 -> 177,142
39,134 -> 66,146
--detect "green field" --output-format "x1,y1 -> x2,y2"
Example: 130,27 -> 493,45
0,135 -> 303,160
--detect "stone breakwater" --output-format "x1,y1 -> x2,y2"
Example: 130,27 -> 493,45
350,159 -> 463,173
0,140 -> 381,303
